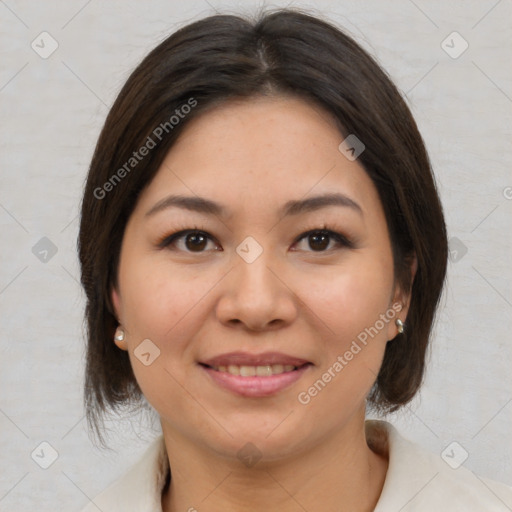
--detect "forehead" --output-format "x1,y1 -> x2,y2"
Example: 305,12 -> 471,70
134,96 -> 380,221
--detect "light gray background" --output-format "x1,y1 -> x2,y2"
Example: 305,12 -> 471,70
1,0 -> 511,510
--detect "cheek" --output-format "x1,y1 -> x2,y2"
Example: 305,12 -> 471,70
297,256 -> 394,343
294,260 -> 394,417
119,257 -> 220,350
116,259 -> 207,412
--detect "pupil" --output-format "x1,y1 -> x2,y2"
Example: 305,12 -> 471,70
310,233 -> 329,251
186,233 -> 207,251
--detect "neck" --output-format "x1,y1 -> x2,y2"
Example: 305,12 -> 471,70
161,408 -> 388,512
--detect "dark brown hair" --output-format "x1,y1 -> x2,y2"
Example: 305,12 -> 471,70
78,7 -> 448,444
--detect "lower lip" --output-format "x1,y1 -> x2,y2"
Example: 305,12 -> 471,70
201,364 -> 311,397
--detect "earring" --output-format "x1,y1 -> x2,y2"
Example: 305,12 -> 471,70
114,327 -> 125,342
395,318 -> 404,334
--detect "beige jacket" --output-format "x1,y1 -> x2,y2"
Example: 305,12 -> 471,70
80,420 -> 512,511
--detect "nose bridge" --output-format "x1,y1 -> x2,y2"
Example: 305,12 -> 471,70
234,243 -> 281,302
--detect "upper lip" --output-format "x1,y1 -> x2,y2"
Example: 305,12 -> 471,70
200,351 -> 311,367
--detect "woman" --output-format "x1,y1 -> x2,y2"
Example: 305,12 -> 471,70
78,8 -> 512,511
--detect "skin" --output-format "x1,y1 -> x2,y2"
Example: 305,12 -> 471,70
111,96 -> 415,512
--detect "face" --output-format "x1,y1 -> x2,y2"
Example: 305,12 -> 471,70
111,96 -> 411,461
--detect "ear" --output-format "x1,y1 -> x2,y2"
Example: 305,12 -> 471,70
111,286 -> 128,351
386,254 -> 418,340
111,285 -> 122,322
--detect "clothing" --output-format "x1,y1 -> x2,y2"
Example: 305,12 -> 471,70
80,420 -> 512,511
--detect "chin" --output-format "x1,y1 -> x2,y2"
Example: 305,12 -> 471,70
201,415 -> 316,463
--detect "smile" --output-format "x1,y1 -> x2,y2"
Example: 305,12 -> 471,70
209,364 -> 298,377
200,362 -> 312,397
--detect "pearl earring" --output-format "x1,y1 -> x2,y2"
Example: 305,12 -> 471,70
395,318 -> 404,334
114,327 -> 125,342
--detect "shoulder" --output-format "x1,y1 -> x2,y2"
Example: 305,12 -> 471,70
367,420 -> 512,511
79,435 -> 169,512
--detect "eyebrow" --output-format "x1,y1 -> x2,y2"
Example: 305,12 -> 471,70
145,192 -> 363,219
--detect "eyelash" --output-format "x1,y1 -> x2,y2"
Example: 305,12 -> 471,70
157,223 -> 354,253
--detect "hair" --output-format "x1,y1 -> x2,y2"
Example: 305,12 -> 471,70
78,7 -> 448,445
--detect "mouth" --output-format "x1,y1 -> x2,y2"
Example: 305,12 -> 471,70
204,363 -> 304,376
198,352 -> 313,397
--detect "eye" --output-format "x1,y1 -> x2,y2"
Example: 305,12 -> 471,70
158,229 -> 221,253
158,226 -> 353,254
293,229 -> 353,252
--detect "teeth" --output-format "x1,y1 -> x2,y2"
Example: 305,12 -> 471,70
256,365 -> 272,376
228,365 -> 239,375
213,364 -> 297,376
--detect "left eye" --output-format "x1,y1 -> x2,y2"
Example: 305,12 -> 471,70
293,229 -> 352,252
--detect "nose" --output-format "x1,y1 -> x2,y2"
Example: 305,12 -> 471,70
215,251 -> 298,332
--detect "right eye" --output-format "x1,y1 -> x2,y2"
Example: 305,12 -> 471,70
158,229 -> 222,253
